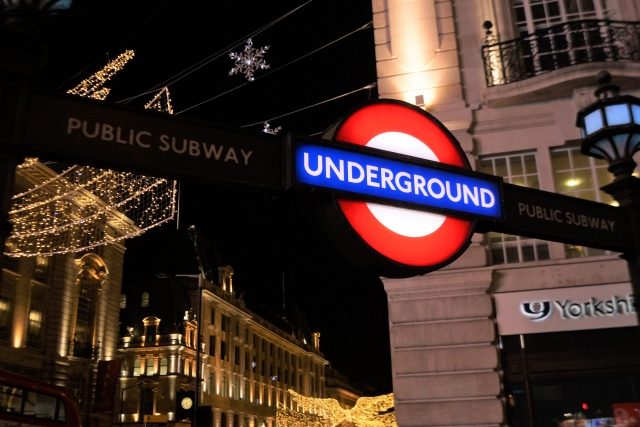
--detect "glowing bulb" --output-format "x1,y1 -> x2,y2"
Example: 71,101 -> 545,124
564,178 -> 581,187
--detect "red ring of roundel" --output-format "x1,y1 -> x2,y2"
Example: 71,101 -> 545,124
334,102 -> 474,267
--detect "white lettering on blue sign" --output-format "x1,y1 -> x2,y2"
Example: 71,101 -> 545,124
296,144 -> 502,219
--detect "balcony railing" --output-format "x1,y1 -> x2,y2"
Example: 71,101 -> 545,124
482,19 -> 640,87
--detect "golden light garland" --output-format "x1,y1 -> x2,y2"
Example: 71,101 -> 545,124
5,53 -> 177,257
276,389 -> 397,427
66,50 -> 135,99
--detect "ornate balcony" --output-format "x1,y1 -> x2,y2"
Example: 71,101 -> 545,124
482,19 -> 640,87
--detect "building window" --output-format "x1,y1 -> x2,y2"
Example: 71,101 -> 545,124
120,294 -> 126,309
159,358 -> 168,375
234,345 -> 240,366
221,341 -> 227,361
143,316 -> 160,344
221,314 -> 229,332
209,336 -> 216,357
141,292 -> 150,308
222,373 -> 228,397
27,310 -> 43,348
33,256 -> 49,283
133,359 -> 141,376
146,358 -> 155,376
232,375 -> 240,399
479,153 -> 550,264
210,308 -> 215,324
513,0 -> 606,35
0,294 -> 10,340
551,145 -> 615,257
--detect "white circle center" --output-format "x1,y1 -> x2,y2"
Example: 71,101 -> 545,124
365,132 -> 446,237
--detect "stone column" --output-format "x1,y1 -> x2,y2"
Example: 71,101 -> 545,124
382,268 -> 503,426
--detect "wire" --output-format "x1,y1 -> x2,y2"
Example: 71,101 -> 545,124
116,0 -> 314,105
241,82 -> 376,128
175,21 -> 373,116
57,0 -> 176,91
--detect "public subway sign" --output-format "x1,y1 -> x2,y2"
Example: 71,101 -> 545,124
486,183 -> 633,252
291,141 -> 502,220
18,91 -> 283,189
288,100 -> 503,277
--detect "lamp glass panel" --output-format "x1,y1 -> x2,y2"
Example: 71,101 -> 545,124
612,133 -> 630,159
630,133 -> 640,155
584,109 -> 604,135
632,104 -> 640,124
586,137 -> 616,161
604,103 -> 631,126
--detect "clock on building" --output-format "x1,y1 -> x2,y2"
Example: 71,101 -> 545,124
180,396 -> 193,410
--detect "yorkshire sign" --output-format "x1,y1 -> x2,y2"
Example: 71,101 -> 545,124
494,283 -> 638,335
0,90 -> 634,277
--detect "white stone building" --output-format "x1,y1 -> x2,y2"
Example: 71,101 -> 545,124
118,266 -> 329,427
371,1 -> 640,425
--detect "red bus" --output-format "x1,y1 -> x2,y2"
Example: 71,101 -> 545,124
0,370 -> 81,427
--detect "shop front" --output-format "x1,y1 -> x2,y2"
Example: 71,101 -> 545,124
495,283 -> 640,426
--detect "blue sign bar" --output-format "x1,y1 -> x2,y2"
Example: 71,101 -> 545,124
294,143 -> 503,219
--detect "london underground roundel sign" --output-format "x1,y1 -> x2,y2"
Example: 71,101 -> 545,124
331,100 -> 475,276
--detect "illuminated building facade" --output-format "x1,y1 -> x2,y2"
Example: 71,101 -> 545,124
372,0 -> 640,426
0,161 -> 130,425
117,267 -> 329,427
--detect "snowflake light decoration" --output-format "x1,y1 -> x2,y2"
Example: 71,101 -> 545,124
262,121 -> 282,135
229,38 -> 270,81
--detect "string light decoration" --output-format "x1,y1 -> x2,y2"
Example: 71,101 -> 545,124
67,50 -> 135,100
229,38 -> 270,81
276,389 -> 397,427
5,56 -> 177,257
144,86 -> 174,114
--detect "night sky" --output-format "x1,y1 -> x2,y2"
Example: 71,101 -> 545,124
38,1 -> 392,393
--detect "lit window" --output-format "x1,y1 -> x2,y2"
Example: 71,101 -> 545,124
159,358 -> 168,375
141,292 -> 149,307
146,358 -> 154,376
120,294 -> 127,309
551,146 -> 615,258
28,310 -> 42,345
0,296 -> 11,338
133,359 -> 141,376
33,256 -> 49,282
479,152 -> 550,264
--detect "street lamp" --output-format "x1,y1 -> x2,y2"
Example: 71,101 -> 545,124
576,70 -> 640,320
576,71 -> 640,185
